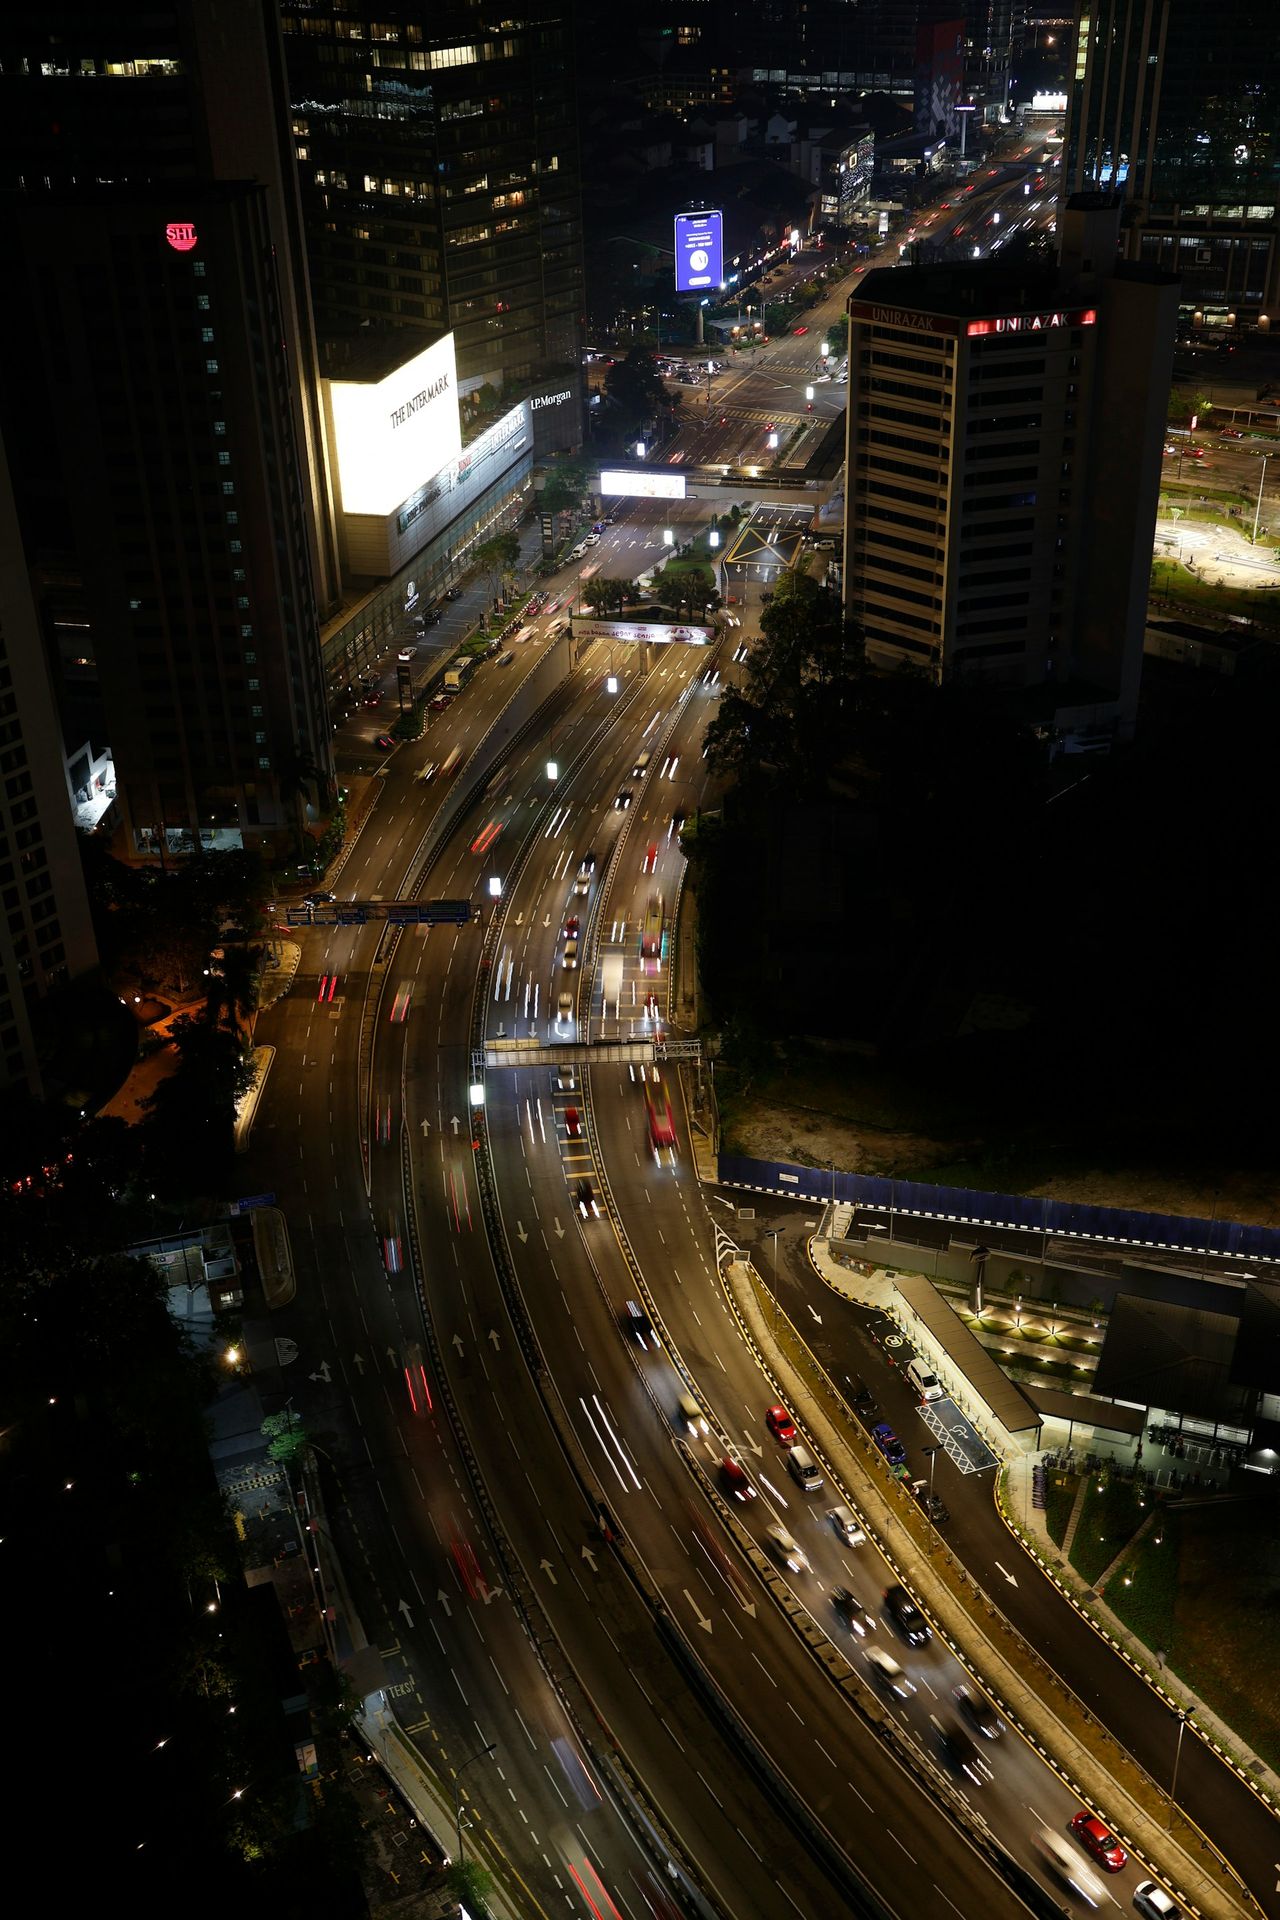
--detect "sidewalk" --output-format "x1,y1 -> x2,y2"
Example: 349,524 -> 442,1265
807,1229 -> 1280,1833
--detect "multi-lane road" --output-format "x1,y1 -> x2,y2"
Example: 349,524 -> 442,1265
248,514 -> 1270,1920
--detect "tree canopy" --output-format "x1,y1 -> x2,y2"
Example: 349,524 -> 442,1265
604,346 -> 668,429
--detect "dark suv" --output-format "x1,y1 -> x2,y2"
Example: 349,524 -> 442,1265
883,1584 -> 931,1648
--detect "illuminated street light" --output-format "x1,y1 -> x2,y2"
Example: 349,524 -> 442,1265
819,340 -> 829,358
708,529 -> 720,548
606,674 -> 619,693
805,385 -> 814,402
663,527 -> 674,546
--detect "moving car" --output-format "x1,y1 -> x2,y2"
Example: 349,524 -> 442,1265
573,862 -> 592,895
562,939 -> 579,970
765,1524 -> 808,1572
642,842 -> 658,873
613,788 -> 633,810
375,733 -> 396,750
865,1645 -> 915,1697
575,1178 -> 601,1219
720,1457 -> 756,1501
625,1299 -> 656,1347
1070,1811 -> 1127,1873
872,1422 -> 907,1466
954,1684 -> 1004,1739
937,1724 -> 993,1787
676,1392 -> 708,1437
883,1584 -> 931,1647
304,889 -> 336,905
1033,1826 -> 1105,1907
832,1587 -> 876,1636
563,1105 -> 581,1139
563,913 -> 580,938
556,991 -> 574,1026
828,1504 -> 867,1547
766,1404 -> 797,1445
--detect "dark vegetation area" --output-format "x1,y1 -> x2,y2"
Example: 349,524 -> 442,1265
687,571 -> 1280,1190
0,849 -> 374,1906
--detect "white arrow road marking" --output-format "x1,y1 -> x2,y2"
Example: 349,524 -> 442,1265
994,1562 -> 1019,1586
515,1221 -> 529,1243
540,1558 -> 558,1584
452,1333 -> 464,1356
437,1590 -> 452,1617
398,1598 -> 415,1629
684,1589 -> 712,1632
581,1546 -> 597,1572
488,1328 -> 501,1350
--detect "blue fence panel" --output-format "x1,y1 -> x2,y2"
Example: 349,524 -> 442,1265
714,1153 -> 1280,1267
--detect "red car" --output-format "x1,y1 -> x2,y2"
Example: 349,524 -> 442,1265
564,1105 -> 581,1139
642,842 -> 657,874
793,325 -> 809,336
1070,1812 -> 1127,1873
720,1458 -> 756,1501
766,1404 -> 797,1445
563,913 -> 580,938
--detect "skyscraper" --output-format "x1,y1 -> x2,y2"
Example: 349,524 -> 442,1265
0,437 -> 99,1097
282,2 -> 585,402
1064,0 -> 1280,316
842,198 -> 1178,746
0,3 -> 338,859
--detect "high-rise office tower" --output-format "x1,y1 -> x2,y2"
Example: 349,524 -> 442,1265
281,2 -> 585,400
0,4 -> 337,860
0,438 -> 99,1096
1065,0 -> 1280,317
842,198 -> 1178,746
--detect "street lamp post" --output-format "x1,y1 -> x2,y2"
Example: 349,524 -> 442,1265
1166,1711 -> 1190,1829
766,1229 -> 781,1333
922,1445 -> 941,1552
453,1740 -> 497,1866
1252,454 -> 1269,544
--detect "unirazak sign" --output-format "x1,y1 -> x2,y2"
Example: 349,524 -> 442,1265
389,374 -> 450,429
858,304 -> 941,331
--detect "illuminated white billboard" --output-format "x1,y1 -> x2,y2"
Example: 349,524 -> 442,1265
571,619 -> 711,646
599,469 -> 687,501
327,334 -> 462,517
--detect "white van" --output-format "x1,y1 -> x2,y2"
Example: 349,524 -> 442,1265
514,625 -> 536,644
787,1444 -> 823,1492
548,617 -> 571,638
906,1358 -> 944,1402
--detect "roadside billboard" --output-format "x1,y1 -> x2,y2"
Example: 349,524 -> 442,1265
674,210 -> 723,295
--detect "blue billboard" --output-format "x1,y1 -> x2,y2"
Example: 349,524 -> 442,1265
674,210 -> 723,295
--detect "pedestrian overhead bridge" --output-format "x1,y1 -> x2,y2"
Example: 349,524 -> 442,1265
477,1037 -> 702,1071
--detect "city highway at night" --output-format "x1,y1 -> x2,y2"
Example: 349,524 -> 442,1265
247,519 -> 1268,1920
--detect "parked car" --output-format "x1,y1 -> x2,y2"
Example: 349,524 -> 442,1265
871,1422 -> 907,1467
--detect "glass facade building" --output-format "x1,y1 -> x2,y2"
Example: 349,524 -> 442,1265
282,3 -> 585,398
1065,0 -> 1280,314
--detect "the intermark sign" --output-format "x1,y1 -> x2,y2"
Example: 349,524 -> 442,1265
389,371 -> 451,429
326,332 -> 462,518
